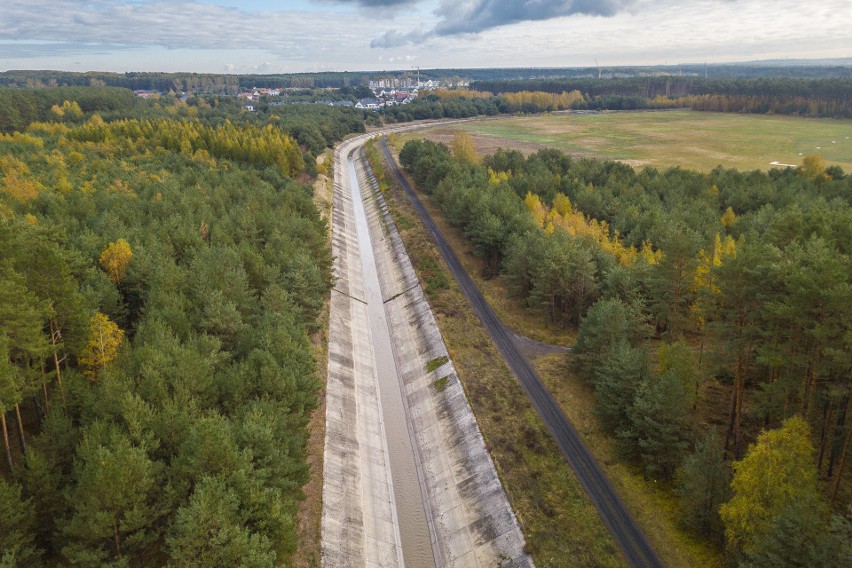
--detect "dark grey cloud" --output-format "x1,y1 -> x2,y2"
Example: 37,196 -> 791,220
372,0 -> 635,47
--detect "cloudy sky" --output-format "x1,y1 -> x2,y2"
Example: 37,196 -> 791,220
1,0 -> 849,73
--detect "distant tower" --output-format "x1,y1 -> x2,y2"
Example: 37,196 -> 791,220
595,58 -> 602,79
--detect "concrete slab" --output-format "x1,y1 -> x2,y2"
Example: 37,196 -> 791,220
322,135 -> 405,568
354,146 -> 533,567
323,130 -> 533,568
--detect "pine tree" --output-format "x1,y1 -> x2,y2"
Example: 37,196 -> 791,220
0,478 -> 42,567
572,298 -> 650,381
62,427 -> 160,564
625,370 -> 693,479
166,476 -> 276,568
675,428 -> 729,539
742,493 -> 837,568
650,224 -> 702,338
712,239 -> 766,458
593,342 -> 650,435
658,338 -> 699,406
0,263 -> 49,464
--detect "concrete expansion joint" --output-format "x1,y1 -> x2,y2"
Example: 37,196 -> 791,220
331,287 -> 367,305
323,128 -> 533,568
383,284 -> 420,305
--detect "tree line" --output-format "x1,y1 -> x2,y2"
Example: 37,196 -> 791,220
399,137 -> 851,566
472,77 -> 852,118
381,80 -> 852,121
0,87 -> 139,134
0,71 -> 369,93
5,64 -> 848,94
0,94 -> 346,565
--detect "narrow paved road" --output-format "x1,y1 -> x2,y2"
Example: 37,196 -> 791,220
380,138 -> 664,568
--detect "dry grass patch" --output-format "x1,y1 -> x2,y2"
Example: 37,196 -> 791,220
534,355 -> 724,568
383,156 -> 625,568
383,139 -> 723,568
409,111 -> 852,172
294,153 -> 335,568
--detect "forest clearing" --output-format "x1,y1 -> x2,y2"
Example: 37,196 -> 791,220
408,110 -> 852,172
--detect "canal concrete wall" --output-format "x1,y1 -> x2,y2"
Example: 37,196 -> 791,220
355,144 -> 533,567
323,130 -> 533,567
323,134 -> 405,568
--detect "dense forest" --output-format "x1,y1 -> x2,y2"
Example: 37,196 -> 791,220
3,62 -> 849,93
0,89 -> 366,566
472,77 -> 852,118
1,75 -> 850,566
378,77 -> 852,122
399,137 -> 851,566
0,71 -> 378,93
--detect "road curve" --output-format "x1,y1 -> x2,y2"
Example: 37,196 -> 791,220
380,138 -> 664,568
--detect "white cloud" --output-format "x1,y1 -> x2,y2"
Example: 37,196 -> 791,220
0,0 -> 848,72
0,0 -> 370,54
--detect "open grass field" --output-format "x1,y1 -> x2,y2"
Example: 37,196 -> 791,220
409,110 -> 852,172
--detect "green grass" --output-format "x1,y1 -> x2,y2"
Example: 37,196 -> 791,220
433,375 -> 451,392
425,355 -> 449,373
413,110 -> 852,172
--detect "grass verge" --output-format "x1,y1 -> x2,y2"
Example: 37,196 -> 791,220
382,141 -> 724,568
382,151 -> 625,568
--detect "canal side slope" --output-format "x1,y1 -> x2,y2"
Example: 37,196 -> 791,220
322,133 -> 405,568
322,131 -> 533,567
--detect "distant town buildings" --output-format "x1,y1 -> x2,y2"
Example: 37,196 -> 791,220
368,76 -> 417,90
355,98 -> 381,110
134,74 -> 469,110
133,90 -> 160,99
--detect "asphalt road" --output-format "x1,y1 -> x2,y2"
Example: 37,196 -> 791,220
380,138 -> 664,568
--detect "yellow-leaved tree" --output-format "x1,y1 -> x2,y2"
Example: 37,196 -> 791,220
99,239 -> 133,284
524,192 -> 548,228
799,154 -> 827,181
78,312 -> 123,380
1,155 -> 43,201
720,206 -> 737,230
719,416 -> 820,557
449,132 -> 480,164
487,167 -> 511,185
50,100 -> 83,120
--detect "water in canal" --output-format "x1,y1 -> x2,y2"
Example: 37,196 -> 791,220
348,156 -> 436,568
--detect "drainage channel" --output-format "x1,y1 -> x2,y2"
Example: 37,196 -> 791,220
348,154 -> 436,568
